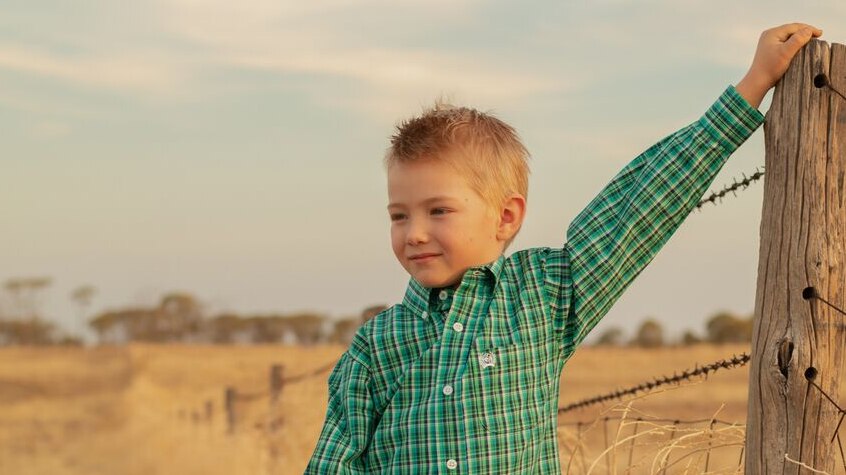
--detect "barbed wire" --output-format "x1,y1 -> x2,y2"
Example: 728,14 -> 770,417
695,167 -> 765,210
227,359 -> 340,404
558,352 -> 751,414
282,359 -> 338,384
559,415 -> 740,428
233,389 -> 266,402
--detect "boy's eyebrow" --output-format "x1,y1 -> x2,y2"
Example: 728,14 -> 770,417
387,196 -> 457,209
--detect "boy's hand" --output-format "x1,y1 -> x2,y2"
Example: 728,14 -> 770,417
735,23 -> 823,109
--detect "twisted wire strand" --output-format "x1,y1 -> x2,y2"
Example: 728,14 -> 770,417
282,359 -> 338,384
695,168 -> 765,210
559,416 -> 740,427
558,353 -> 751,414
231,359 -> 340,402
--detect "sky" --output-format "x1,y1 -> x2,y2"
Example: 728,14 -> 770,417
2,1 -> 844,344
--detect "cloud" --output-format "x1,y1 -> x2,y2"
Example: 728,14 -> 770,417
153,0 -> 565,118
4,0 -> 842,121
231,46 -> 566,119
0,44 -> 185,96
0,0 -> 565,119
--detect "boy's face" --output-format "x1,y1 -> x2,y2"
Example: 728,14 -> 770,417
387,158 -> 505,289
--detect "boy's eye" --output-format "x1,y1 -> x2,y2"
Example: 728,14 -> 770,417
389,213 -> 407,222
430,208 -> 449,216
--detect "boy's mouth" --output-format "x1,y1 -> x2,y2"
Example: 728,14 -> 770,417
409,253 -> 441,261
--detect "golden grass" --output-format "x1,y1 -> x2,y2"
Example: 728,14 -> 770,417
0,343 -> 777,474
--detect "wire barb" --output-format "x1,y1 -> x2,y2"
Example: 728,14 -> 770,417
695,167 -> 765,210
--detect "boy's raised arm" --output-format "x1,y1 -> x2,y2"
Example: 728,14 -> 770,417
556,23 -> 821,349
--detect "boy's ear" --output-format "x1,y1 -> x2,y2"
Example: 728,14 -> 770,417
496,193 -> 527,242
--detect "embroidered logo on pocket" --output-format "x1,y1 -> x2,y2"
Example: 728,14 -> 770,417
478,352 -> 496,369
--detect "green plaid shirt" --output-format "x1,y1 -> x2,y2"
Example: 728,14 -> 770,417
306,86 -> 763,474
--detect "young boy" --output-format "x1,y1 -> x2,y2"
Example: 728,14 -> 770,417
307,23 -> 822,473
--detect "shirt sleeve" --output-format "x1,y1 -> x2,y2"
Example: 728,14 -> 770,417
305,352 -> 375,474
552,85 -> 764,349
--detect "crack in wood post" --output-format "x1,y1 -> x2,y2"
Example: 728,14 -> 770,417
778,338 -> 794,379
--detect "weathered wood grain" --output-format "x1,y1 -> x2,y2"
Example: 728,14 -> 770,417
746,39 -> 846,473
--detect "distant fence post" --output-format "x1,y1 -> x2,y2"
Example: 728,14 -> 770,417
745,39 -> 846,473
270,364 -> 284,404
225,386 -> 237,434
266,363 -> 285,435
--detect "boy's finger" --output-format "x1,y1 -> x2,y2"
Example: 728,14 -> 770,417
782,28 -> 816,56
772,23 -> 822,41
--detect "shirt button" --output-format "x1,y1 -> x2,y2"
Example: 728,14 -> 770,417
421,311 -> 428,319
473,270 -> 482,276
442,384 -> 454,396
438,290 -> 448,300
446,459 -> 458,470
452,322 -> 464,332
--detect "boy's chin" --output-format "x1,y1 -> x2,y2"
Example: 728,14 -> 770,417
412,272 -> 461,289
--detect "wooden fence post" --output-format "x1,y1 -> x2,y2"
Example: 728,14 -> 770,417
225,386 -> 237,434
745,39 -> 846,473
267,364 -> 285,434
270,364 -> 284,404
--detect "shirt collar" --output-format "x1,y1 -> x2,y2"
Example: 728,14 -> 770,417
401,254 -> 506,320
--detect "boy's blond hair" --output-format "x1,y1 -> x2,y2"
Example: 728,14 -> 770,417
384,101 -> 530,226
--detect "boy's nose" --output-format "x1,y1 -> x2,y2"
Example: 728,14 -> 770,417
406,220 -> 429,245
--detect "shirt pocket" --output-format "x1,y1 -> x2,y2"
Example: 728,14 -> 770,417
469,335 -> 547,434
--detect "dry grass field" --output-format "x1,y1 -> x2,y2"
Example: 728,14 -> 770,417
0,343 -> 764,474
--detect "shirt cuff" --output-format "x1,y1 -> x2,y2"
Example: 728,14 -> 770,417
698,85 -> 765,152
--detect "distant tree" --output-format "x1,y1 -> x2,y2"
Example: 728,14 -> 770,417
594,327 -> 624,346
631,319 -> 664,348
156,292 -> 204,342
71,285 -> 96,318
705,311 -> 753,344
4,276 -> 52,320
206,313 -> 248,344
681,330 -> 701,346
248,315 -> 291,344
329,317 -> 361,345
89,292 -> 205,344
285,313 -> 327,345
89,311 -> 118,343
2,280 -> 22,319
55,335 -> 84,346
0,319 -> 58,345
89,308 -> 153,344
